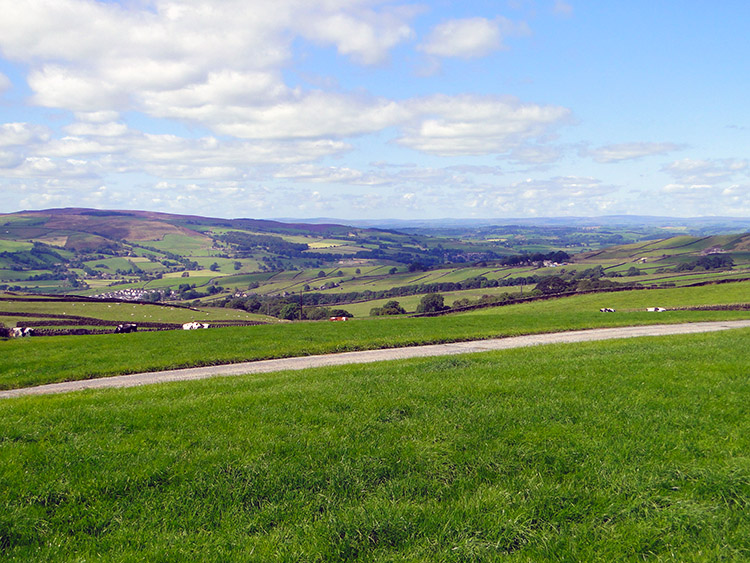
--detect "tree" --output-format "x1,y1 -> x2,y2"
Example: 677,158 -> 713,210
370,300 -> 406,316
234,261 -> 242,271
535,276 -> 570,295
408,262 -> 424,272
389,267 -> 398,275
210,262 -> 220,271
329,309 -> 353,318
279,303 -> 301,320
416,293 -> 446,314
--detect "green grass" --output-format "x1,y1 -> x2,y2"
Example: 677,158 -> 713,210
1,330 -> 748,561
143,234 -> 214,255
3,282 -> 750,390
0,240 -> 33,252
0,297 -> 274,334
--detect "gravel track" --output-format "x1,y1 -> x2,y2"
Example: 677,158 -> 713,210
3,320 -> 750,399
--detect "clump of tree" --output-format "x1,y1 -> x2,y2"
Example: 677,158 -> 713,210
370,300 -> 406,316
218,231 -> 308,256
676,255 -> 734,271
534,274 -> 629,295
416,293 -> 448,314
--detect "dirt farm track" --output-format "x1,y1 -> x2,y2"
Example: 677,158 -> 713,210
3,320 -> 750,399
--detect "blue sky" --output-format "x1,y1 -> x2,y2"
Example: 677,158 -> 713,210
0,0 -> 748,220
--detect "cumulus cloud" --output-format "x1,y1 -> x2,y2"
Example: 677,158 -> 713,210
0,123 -> 50,147
301,6 -> 416,64
586,142 -> 683,163
0,0 -> 586,219
418,17 -> 528,59
397,95 -> 571,156
0,0 -> 416,114
144,90 -> 410,140
0,1 -> 569,161
1,117 -> 353,186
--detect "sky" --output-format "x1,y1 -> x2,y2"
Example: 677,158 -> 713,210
0,0 -> 749,221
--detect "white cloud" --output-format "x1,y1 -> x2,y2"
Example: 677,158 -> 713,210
0,123 -> 50,147
658,159 -> 750,214
301,6 -> 415,65
64,122 -> 129,138
0,0 -> 417,116
662,158 -> 749,185
418,17 -> 527,59
143,89 -> 410,140
586,142 -> 683,163
397,95 -> 571,156
274,164 -> 391,185
0,0 -> 567,163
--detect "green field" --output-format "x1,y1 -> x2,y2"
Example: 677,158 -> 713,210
0,297 -> 275,338
4,208 -> 750,314
1,329 -> 748,561
3,282 -> 750,390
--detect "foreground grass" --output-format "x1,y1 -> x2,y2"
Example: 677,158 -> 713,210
1,330 -> 748,561
3,282 -> 750,390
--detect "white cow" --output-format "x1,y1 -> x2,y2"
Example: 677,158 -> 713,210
646,307 -> 667,312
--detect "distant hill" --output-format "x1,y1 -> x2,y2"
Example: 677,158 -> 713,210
2,208 -> 750,316
283,215 -> 750,234
0,208 -> 514,296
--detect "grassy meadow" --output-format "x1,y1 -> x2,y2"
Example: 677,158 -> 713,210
1,329 -> 748,561
0,297 -> 273,334
2,282 -> 750,390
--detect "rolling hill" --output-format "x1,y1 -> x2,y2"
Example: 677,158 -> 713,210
2,208 -> 750,320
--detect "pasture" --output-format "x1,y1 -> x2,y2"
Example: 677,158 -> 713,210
0,330 -> 748,560
2,282 -> 750,390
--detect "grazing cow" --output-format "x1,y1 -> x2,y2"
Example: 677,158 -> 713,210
182,322 -> 209,330
646,307 -> 667,312
329,316 -> 348,321
115,323 -> 137,333
599,308 -> 616,313
11,327 -> 34,338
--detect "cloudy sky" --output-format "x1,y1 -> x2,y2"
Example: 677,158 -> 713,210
0,0 -> 748,220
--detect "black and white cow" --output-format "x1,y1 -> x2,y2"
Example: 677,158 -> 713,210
114,323 -> 138,333
182,322 -> 209,330
11,327 -> 34,337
